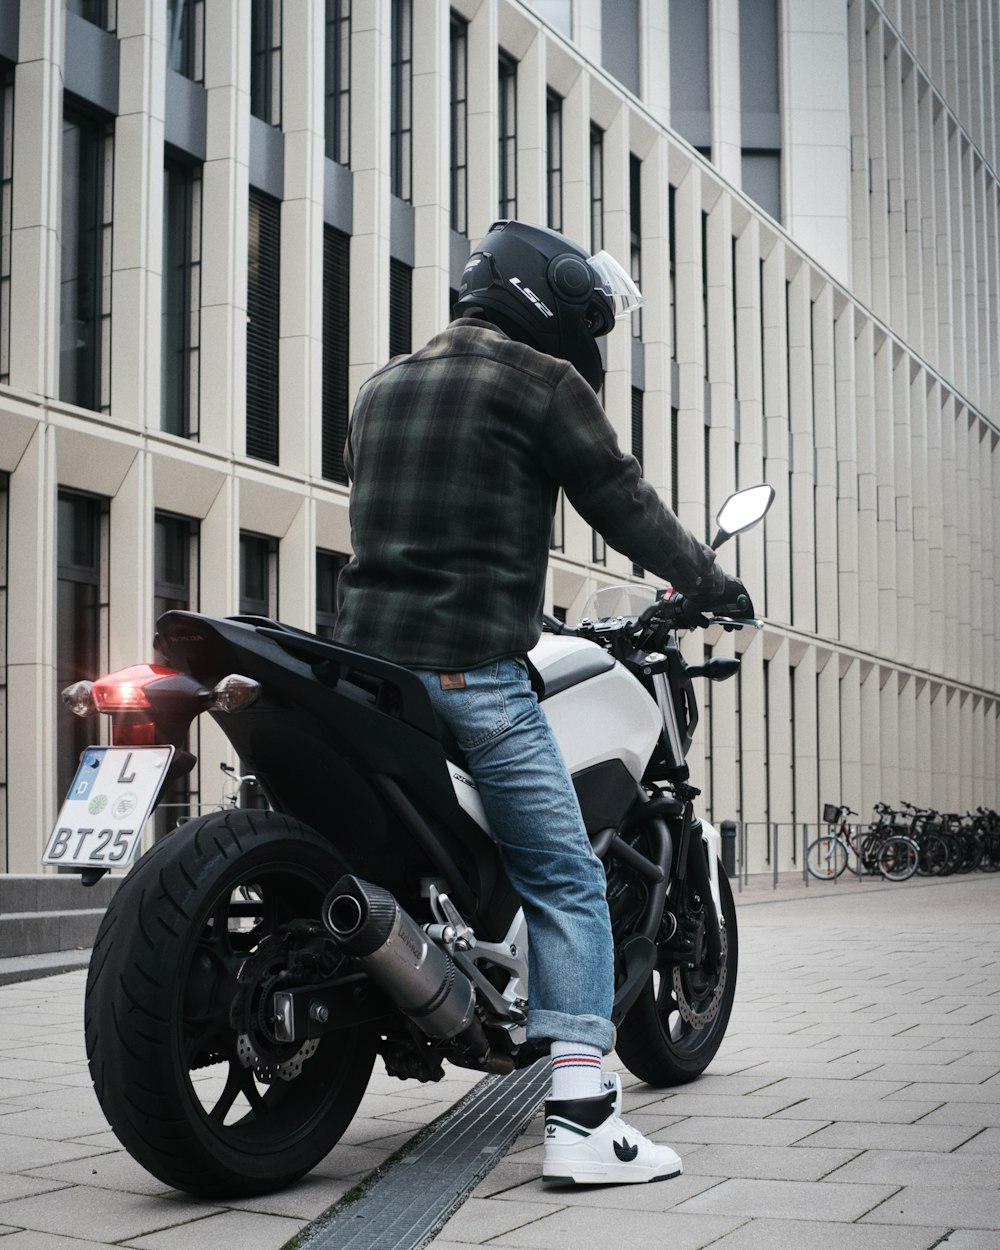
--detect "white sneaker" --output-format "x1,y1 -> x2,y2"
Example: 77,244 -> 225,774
542,1076 -> 683,1185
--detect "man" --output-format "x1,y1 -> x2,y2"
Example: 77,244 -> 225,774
336,220 -> 750,1185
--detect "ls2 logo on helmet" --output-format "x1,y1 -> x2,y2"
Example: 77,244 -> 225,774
509,277 -> 553,318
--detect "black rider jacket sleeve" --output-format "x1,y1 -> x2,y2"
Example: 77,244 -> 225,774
539,364 -> 724,598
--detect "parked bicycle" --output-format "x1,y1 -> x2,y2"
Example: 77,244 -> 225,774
806,803 -> 919,881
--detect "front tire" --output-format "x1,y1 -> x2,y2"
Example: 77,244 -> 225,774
615,865 -> 737,1085
806,836 -> 848,880
85,810 -> 377,1197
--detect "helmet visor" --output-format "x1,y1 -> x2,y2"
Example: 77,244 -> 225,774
588,250 -> 645,319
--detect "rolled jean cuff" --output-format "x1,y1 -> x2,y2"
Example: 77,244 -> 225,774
526,1009 -> 615,1056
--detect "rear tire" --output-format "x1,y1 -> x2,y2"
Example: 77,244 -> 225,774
615,865 -> 737,1086
85,809 -> 377,1197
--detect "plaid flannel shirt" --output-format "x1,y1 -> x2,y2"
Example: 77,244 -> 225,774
334,319 -> 723,671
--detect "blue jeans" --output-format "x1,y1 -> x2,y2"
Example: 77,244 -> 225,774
414,657 -> 615,1054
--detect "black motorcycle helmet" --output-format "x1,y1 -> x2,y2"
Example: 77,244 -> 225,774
454,220 -> 643,392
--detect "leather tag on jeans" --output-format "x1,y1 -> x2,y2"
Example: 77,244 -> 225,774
439,672 -> 466,690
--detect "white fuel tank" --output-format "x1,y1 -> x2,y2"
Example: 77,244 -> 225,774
528,634 -> 661,781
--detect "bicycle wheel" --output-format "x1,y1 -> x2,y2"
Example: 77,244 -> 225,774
806,837 -> 848,880
876,835 -> 919,881
917,832 -> 949,875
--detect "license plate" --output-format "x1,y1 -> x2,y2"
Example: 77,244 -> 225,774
42,746 -> 174,869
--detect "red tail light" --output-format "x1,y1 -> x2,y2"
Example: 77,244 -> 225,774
91,665 -> 181,711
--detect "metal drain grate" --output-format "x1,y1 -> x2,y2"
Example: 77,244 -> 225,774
290,1059 -> 550,1250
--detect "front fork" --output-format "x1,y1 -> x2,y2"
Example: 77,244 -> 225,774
667,802 -> 725,968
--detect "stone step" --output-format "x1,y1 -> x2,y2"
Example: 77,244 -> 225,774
0,949 -> 91,987
0,872 -> 119,915
0,909 -> 106,959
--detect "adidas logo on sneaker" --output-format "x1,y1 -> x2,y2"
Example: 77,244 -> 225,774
613,1137 -> 638,1162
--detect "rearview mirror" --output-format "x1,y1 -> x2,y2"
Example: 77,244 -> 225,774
711,484 -> 775,550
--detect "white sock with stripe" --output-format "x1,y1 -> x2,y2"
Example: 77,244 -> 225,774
549,1041 -> 604,1101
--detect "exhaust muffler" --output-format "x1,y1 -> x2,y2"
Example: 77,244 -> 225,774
323,874 -> 488,1054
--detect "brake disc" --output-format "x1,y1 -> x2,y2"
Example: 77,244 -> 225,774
672,921 -> 728,1028
236,1031 -> 319,1083
231,937 -> 322,1083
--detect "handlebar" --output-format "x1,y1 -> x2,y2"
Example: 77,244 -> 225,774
635,594 -> 760,633
543,600 -> 762,638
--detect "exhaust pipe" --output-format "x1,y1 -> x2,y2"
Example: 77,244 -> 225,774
323,875 -> 488,1053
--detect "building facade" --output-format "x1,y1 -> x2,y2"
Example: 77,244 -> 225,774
0,0 -> 998,874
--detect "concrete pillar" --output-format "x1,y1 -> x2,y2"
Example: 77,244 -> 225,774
350,0 -> 392,384
781,0 -> 851,285
710,0 -> 741,187
466,0 -> 499,240
200,0 -> 251,455
6,425 -> 57,870
8,0 -> 63,397
112,0 -> 166,428
279,0 -> 325,478
411,0 -> 450,346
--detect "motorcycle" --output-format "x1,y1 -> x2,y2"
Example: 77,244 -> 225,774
47,484 -> 773,1197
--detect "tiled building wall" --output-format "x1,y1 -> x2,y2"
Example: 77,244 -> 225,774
0,0 -> 996,873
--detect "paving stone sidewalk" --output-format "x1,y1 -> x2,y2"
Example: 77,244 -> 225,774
429,872 -> 1000,1250
0,872 -> 995,1249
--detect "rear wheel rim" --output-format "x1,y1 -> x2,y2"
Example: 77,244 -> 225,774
179,856 -> 364,1154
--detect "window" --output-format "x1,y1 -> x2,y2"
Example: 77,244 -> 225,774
67,0 -> 116,32
668,184 -> 677,360
740,0 -> 781,221
630,154 -> 642,339
546,91 -> 563,232
631,388 -> 644,575
247,189 -> 280,463
450,13 -> 468,235
601,0 -> 639,96
592,530 -> 607,565
161,155 -> 202,438
239,532 -> 278,617
250,0 -> 282,127
701,210 -> 709,369
316,549 -> 348,637
154,512 -> 198,622
59,106 -> 114,413
322,226 -> 350,483
389,258 -> 412,358
550,489 -> 565,552
0,474 -> 6,867
390,0 -> 412,202
167,0 -> 204,83
154,512 -> 198,836
670,406 -> 679,512
741,152 -> 781,223
56,492 -> 108,802
498,53 -> 517,219
532,1 -> 572,37
0,65 -> 11,385
325,0 -> 351,165
669,0 -> 710,156
590,124 -> 604,252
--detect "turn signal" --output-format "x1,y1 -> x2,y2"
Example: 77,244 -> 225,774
210,674 -> 261,713
62,681 -> 96,718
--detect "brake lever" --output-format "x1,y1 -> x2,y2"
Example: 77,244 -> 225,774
709,615 -> 764,630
